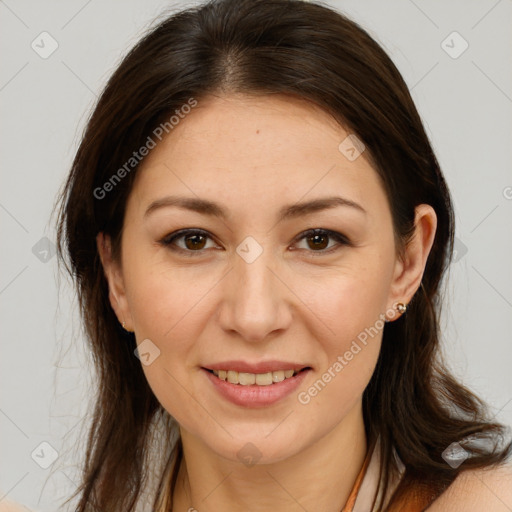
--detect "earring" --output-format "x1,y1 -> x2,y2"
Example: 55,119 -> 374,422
122,321 -> 133,333
396,302 -> 407,314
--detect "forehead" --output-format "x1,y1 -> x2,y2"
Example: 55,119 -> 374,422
127,93 -> 386,219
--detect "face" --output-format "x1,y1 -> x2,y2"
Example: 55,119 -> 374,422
99,93 -> 432,465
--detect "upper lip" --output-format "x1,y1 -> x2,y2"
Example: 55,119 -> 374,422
203,360 -> 311,374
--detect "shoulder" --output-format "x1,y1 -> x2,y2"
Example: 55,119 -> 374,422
427,464 -> 512,511
0,499 -> 33,512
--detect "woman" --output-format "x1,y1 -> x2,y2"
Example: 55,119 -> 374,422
49,0 -> 511,510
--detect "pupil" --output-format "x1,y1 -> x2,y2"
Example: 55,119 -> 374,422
185,234 -> 205,250
309,234 -> 328,250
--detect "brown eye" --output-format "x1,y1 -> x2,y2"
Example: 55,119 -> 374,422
160,227 -> 350,257
183,233 -> 207,250
306,232 -> 329,250
160,229 -> 216,255
294,228 -> 350,255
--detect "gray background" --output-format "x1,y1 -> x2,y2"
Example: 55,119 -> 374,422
1,0 -> 511,510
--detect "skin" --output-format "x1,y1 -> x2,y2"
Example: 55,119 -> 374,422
428,466 -> 512,511
97,92 -> 438,512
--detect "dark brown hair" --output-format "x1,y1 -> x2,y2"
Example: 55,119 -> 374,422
55,0 -> 511,510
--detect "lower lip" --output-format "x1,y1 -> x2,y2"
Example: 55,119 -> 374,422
202,368 -> 311,408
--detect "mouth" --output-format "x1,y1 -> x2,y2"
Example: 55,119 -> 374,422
201,365 -> 312,407
203,367 -> 311,386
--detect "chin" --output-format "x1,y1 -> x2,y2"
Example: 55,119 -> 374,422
204,428 -> 312,467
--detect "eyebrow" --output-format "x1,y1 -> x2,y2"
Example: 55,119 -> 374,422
143,195 -> 366,221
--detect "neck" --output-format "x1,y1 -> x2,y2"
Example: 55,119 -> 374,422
170,401 -> 367,512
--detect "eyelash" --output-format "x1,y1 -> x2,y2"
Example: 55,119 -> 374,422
159,228 -> 351,257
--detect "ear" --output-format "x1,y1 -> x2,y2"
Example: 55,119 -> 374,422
386,204 -> 437,320
96,232 -> 133,331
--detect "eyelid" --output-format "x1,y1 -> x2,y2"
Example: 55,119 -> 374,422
159,228 -> 218,256
291,228 -> 351,255
159,227 -> 351,256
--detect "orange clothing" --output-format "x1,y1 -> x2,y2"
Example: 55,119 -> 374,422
343,440 -> 437,512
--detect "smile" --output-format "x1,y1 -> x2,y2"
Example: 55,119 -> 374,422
202,367 -> 311,407
209,368 -> 302,386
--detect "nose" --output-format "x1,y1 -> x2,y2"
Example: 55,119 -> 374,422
217,241 -> 293,343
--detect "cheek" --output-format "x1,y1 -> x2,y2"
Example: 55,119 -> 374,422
122,251 -> 214,405
306,257 -> 391,342
124,251 -> 207,339
296,263 -> 389,407
126,269 -> 198,425
298,283 -> 384,415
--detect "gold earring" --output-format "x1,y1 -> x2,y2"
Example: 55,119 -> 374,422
122,321 -> 133,333
396,302 -> 407,314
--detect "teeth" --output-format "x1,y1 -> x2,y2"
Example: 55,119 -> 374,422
255,372 -> 273,386
211,368 -> 301,385
238,372 -> 256,385
272,370 -> 285,383
227,370 -> 239,384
